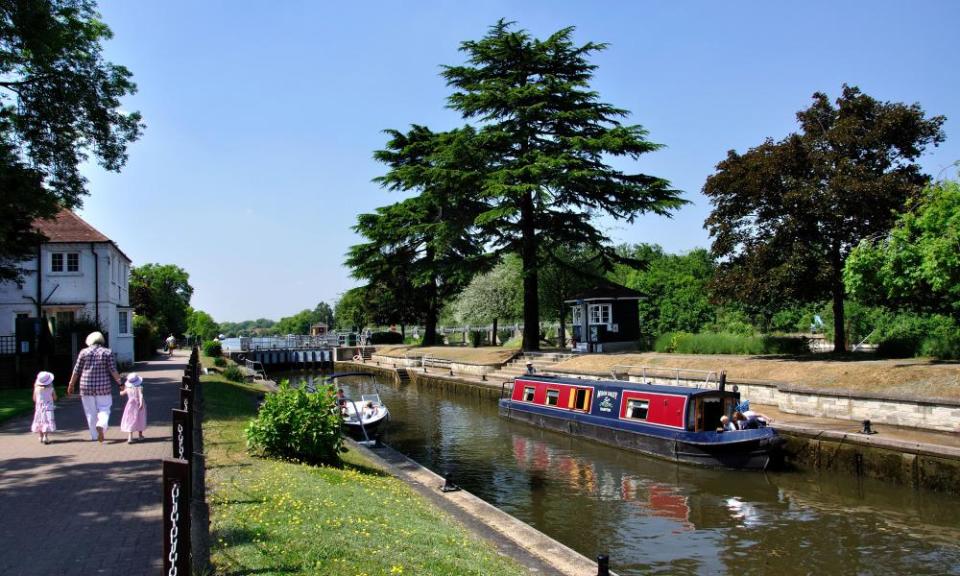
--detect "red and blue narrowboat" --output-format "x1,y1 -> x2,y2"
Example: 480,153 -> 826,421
499,375 -> 784,470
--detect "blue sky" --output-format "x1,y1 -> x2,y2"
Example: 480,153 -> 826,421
78,1 -> 960,322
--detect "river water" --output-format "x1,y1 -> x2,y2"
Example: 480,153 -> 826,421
283,372 -> 960,576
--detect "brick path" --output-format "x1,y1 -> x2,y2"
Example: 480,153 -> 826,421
0,351 -> 186,576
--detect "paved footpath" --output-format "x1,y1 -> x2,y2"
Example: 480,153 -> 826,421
0,351 -> 186,576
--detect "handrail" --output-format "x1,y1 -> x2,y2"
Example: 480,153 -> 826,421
609,364 -> 720,389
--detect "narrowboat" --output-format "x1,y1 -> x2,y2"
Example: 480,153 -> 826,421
499,375 -> 784,470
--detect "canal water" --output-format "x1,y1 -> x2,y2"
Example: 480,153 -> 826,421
283,372 -> 960,576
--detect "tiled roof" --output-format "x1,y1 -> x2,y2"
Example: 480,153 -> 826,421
32,209 -> 132,262
33,209 -> 111,243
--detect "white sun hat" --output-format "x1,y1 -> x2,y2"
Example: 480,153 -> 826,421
35,371 -> 54,386
125,373 -> 143,387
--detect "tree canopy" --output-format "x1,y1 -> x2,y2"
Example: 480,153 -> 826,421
442,20 -> 684,350
185,309 -> 219,342
130,263 -> 193,338
0,0 -> 143,281
273,302 -> 336,336
347,125 -> 489,344
845,179 -> 960,321
703,85 -> 945,351
452,255 -> 523,339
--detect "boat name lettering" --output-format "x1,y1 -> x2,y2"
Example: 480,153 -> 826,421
597,390 -> 618,412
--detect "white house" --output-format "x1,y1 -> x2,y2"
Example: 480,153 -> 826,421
0,209 -> 135,364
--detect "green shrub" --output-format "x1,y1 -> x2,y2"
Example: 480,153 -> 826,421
470,330 -> 483,347
245,381 -> 343,465
213,357 -> 227,367
133,316 -> 159,360
203,340 -> 223,357
760,335 -> 810,355
222,365 -> 245,383
497,329 -> 513,346
369,331 -> 403,344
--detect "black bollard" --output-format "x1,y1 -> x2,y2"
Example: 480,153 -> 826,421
597,554 -> 610,576
860,419 -> 876,434
441,471 -> 461,493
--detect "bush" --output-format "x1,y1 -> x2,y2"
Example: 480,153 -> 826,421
245,381 -> 343,465
203,340 -> 222,357
213,357 -> 227,367
654,332 -> 809,355
222,365 -> 245,383
470,330 -> 483,347
497,329 -> 513,346
133,316 -> 159,360
368,331 -> 403,344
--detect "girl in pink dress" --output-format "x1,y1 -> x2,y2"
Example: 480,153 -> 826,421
119,373 -> 147,444
31,371 -> 57,444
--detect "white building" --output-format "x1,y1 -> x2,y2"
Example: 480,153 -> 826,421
0,210 -> 135,364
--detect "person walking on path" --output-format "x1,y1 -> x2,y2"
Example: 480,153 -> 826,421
165,333 -> 176,356
119,372 -> 147,443
67,331 -> 122,442
30,371 -> 57,444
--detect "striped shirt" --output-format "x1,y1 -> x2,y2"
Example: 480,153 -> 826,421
73,345 -> 118,396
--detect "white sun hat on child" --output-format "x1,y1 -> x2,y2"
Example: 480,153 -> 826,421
35,371 -> 54,386
126,373 -> 143,387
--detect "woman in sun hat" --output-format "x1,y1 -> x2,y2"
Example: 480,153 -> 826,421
67,331 -> 122,442
31,371 -> 57,444
119,372 -> 147,444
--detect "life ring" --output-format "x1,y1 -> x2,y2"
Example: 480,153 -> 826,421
353,354 -> 363,362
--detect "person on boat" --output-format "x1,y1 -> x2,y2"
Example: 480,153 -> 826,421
734,410 -> 770,429
336,388 -> 347,415
362,401 -> 378,420
718,415 -> 737,433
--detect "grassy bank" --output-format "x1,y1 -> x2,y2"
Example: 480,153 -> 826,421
203,373 -> 529,576
0,386 -> 67,425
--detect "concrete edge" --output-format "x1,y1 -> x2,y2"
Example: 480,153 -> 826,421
347,438 -> 613,576
777,423 -> 960,459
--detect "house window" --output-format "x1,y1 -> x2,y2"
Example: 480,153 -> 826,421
626,399 -> 649,420
589,304 -> 611,325
51,252 -> 80,272
572,306 -> 582,325
546,389 -> 560,406
118,311 -> 129,335
523,386 -> 535,402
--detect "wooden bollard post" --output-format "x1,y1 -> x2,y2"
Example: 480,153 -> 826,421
163,458 -> 191,576
180,385 -> 194,413
171,409 -> 193,462
597,554 -> 610,576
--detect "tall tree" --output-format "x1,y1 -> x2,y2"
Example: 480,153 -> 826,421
348,126 -> 489,344
185,309 -> 219,342
334,287 -> 370,332
130,263 -> 193,338
845,179 -> 960,321
442,20 -> 684,350
703,85 -> 945,352
0,0 -> 143,281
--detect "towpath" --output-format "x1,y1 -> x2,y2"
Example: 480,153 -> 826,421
0,351 -> 185,576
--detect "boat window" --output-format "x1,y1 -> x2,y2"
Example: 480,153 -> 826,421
626,399 -> 649,420
523,387 -> 535,402
574,388 -> 591,411
546,389 -> 560,406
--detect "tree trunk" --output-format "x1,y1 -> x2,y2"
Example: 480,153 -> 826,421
492,317 -> 498,346
558,306 -> 567,348
422,278 -> 439,346
520,191 -> 540,351
400,323 -> 406,340
831,246 -> 846,353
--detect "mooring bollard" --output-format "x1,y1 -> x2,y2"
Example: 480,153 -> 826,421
597,554 -> 610,576
441,471 -> 461,493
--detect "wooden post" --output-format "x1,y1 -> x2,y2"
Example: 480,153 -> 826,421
163,458 -> 191,576
172,409 -> 192,462
189,348 -> 211,573
180,385 -> 194,413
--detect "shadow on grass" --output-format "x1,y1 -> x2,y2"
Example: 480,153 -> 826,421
221,567 -> 300,576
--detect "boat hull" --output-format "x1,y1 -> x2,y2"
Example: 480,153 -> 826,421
342,411 -> 389,437
499,401 -> 783,470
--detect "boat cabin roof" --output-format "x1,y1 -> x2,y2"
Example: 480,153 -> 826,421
514,374 -> 724,398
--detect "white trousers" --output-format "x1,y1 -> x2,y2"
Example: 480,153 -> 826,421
81,394 -> 113,439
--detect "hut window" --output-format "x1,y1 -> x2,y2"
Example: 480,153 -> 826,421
626,399 -> 649,420
523,386 -> 535,402
546,389 -> 560,406
589,304 -> 611,325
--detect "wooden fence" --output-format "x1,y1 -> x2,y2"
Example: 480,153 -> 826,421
162,346 -> 210,575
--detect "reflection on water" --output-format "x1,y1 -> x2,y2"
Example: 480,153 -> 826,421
281,372 -> 960,576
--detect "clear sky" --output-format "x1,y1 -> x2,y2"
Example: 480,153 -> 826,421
77,0 -> 960,322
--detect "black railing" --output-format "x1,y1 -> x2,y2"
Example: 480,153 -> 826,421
162,346 -> 210,575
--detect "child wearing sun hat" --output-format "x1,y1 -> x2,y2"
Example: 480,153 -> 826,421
119,373 -> 147,443
31,371 -> 57,444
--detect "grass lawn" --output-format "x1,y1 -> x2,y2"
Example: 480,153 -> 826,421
203,373 -> 530,576
0,386 -> 67,425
